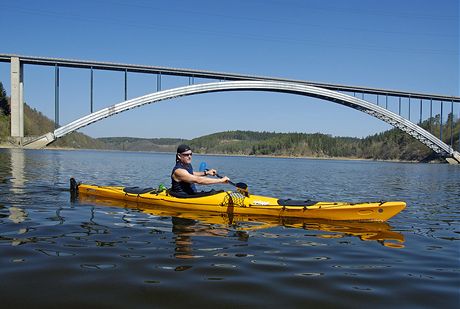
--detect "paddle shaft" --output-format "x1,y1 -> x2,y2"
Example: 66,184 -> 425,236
215,173 -> 236,187
200,163 -> 245,190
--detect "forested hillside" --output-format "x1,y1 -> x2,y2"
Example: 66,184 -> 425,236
98,137 -> 187,152
189,131 -> 362,157
187,120 -> 459,161
0,82 -> 9,141
22,104 -> 106,149
362,115 -> 459,161
0,81 -> 105,148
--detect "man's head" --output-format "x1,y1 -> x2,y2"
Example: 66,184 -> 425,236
176,144 -> 193,163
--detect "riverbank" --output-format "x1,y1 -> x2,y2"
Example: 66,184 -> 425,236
0,142 -> 14,149
0,142 -> 430,164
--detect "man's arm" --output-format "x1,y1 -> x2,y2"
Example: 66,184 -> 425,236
174,168 -> 229,185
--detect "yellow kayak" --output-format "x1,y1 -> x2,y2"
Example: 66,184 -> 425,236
71,178 -> 405,222
77,193 -> 405,247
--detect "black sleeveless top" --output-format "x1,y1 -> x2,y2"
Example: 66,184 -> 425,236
171,162 -> 197,195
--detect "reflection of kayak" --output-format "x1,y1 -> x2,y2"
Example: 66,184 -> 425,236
71,178 -> 405,222
77,194 -> 405,247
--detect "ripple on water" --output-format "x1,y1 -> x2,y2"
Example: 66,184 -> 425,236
80,263 -> 117,270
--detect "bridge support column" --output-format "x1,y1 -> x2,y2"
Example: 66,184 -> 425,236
10,57 -> 24,143
446,151 -> 460,164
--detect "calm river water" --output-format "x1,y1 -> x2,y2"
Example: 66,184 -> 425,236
0,148 -> 458,308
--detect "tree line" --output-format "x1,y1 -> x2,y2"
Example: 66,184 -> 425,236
188,121 -> 459,161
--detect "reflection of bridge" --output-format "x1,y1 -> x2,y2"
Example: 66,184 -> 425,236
1,54 -> 459,163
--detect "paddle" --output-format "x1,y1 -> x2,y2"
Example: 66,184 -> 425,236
199,162 -> 249,196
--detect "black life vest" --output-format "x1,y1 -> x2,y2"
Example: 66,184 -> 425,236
171,162 -> 197,195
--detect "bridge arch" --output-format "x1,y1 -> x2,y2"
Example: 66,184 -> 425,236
27,81 -> 459,162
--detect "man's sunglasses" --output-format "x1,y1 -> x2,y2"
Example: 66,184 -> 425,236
181,153 -> 193,157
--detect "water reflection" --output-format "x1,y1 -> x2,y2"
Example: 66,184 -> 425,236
77,195 -> 405,249
8,206 -> 27,223
9,148 -> 25,194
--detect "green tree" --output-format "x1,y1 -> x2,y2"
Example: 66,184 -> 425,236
0,82 -> 9,116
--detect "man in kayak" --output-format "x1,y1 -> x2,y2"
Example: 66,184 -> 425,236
171,144 -> 230,196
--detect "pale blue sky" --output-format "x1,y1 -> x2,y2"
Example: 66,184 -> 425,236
1,0 -> 458,139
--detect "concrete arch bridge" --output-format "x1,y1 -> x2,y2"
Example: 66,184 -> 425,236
25,81 -> 460,164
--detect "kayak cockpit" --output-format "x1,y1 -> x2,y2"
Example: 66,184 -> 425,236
123,187 -> 155,194
167,189 -> 225,198
277,199 -> 318,206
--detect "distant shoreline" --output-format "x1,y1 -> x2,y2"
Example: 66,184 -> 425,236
0,142 -> 426,164
0,142 -> 14,149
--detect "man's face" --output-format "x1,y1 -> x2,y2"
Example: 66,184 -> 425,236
178,151 -> 193,164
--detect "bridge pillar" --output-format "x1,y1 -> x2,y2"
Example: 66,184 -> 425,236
446,151 -> 460,164
10,57 -> 24,142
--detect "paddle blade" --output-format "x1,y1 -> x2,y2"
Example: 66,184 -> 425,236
236,182 -> 248,190
199,162 -> 207,172
236,182 -> 249,197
